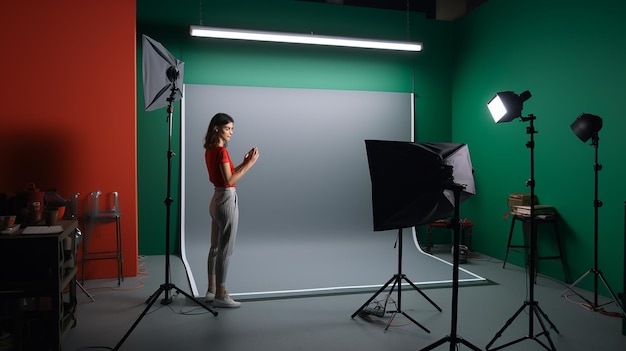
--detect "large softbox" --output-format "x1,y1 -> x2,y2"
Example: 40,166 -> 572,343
142,34 -> 185,111
364,140 -> 475,231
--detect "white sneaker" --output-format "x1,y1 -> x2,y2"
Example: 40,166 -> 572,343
205,291 -> 215,303
214,294 -> 241,308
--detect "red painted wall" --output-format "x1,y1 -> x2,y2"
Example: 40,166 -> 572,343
0,1 -> 138,279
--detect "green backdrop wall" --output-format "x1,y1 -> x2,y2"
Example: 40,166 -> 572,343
453,0 -> 626,292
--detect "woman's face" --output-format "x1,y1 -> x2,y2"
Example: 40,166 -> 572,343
218,122 -> 234,143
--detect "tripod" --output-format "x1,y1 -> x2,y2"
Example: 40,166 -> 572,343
561,134 -> 625,316
351,227 -> 442,333
486,114 -> 559,351
421,182 -> 481,351
113,84 -> 218,351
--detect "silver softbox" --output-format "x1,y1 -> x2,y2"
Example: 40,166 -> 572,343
142,34 -> 184,111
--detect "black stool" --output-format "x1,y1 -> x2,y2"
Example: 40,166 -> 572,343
503,212 -> 569,283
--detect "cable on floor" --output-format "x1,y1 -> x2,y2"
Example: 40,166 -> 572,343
356,294 -> 412,328
561,292 -> 623,318
75,256 -> 149,304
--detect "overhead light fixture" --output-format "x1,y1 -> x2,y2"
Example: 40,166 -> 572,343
189,25 -> 422,52
571,113 -> 603,143
487,90 -> 532,123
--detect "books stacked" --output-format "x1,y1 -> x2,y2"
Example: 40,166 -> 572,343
511,205 -> 555,216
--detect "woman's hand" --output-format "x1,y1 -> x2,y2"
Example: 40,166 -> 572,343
244,147 -> 259,165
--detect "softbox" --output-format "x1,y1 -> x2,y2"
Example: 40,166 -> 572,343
142,34 -> 185,111
364,140 -> 475,231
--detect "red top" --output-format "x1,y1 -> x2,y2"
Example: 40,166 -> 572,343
205,146 -> 236,188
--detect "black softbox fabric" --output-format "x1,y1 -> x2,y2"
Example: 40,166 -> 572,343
365,140 -> 475,232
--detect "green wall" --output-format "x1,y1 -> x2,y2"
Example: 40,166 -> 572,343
136,1 -> 455,254
453,0 -> 626,292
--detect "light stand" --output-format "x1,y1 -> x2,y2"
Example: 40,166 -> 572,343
113,76 -> 217,351
351,227 -> 442,333
421,181 -> 481,351
561,130 -> 625,316
357,140 -> 475,335
486,114 -> 559,351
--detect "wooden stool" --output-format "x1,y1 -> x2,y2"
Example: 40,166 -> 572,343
425,218 -> 474,253
503,213 -> 569,283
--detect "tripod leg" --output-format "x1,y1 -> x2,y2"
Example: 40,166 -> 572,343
381,275 -> 431,333
114,285 -> 165,351
535,304 -> 559,334
421,337 -> 483,351
351,276 -> 395,318
420,336 -> 449,351
384,310 -> 398,332
394,311 -> 430,333
531,305 -> 557,351
76,280 -> 95,302
485,303 -> 527,350
562,269 -> 625,315
114,283 -> 218,350
173,285 -> 218,315
597,271 -> 626,315
401,275 -> 442,311
561,269 -> 592,300
459,338 -> 484,351
486,301 -> 558,351
146,285 -> 163,304
568,270 -> 590,287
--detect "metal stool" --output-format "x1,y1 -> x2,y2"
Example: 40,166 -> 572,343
503,212 -> 569,283
82,190 -> 123,286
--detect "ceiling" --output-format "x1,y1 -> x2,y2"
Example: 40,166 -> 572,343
300,0 -> 488,21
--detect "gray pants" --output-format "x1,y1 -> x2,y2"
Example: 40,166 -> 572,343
208,187 -> 239,288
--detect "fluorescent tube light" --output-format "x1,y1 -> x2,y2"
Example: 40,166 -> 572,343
189,25 -> 422,52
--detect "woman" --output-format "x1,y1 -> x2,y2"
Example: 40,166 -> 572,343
203,112 -> 259,308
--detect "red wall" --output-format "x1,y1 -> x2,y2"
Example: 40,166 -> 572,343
0,1 -> 138,279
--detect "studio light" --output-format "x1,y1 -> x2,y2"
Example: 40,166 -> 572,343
571,113 -> 603,143
564,112 -> 625,317
485,90 -> 559,351
114,34 -> 218,351
487,90 -> 532,123
189,25 -> 422,52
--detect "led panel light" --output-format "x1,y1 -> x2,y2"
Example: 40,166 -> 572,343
190,25 -> 422,52
487,90 -> 531,123
487,94 -> 508,123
